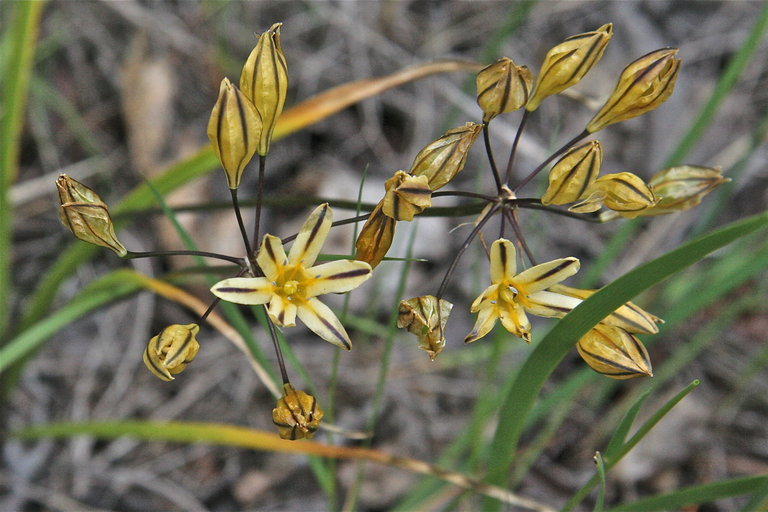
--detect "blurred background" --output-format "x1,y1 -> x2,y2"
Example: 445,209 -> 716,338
2,1 -> 767,510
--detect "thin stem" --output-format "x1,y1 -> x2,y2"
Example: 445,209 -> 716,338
432,190 -> 497,201
514,201 -> 603,223
504,109 -> 530,186
198,297 -> 221,324
251,155 -> 267,254
230,188 -> 252,257
281,213 -> 371,245
482,122 -> 503,192
513,129 -> 589,193
499,210 -> 506,239
125,250 -> 244,266
505,209 -> 536,265
264,306 -> 290,385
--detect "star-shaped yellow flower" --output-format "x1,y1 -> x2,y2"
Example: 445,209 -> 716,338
211,204 -> 372,350
465,239 -> 580,343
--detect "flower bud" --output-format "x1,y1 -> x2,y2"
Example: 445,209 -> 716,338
526,24 -> 613,111
570,172 -> 656,216
476,58 -> 533,122
240,22 -> 288,156
207,78 -> 261,189
638,165 -> 728,216
408,122 -> 482,191
143,324 -> 200,381
56,174 -> 127,256
577,324 -> 653,379
272,383 -> 323,440
587,48 -> 680,133
397,295 -> 453,360
354,201 -> 396,268
382,171 -> 432,221
541,140 -> 602,205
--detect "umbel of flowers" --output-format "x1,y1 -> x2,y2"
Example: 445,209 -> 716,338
57,22 -> 727,438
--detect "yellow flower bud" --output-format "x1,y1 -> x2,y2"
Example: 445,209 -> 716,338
382,171 -> 432,221
638,165 -> 728,216
526,23 -> 613,111
56,174 -> 127,256
272,383 -> 323,440
207,78 -> 261,189
587,48 -> 680,133
541,140 -> 602,205
143,324 -> 200,381
397,295 -> 453,360
570,172 -> 656,216
240,22 -> 288,156
476,58 -> 533,122
354,201 -> 396,269
577,324 -> 653,379
408,122 -> 482,191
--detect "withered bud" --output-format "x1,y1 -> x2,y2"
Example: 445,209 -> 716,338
397,296 -> 453,361
382,171 -> 432,221
577,324 -> 653,379
408,122 -> 482,191
526,23 -> 613,111
240,22 -> 288,156
476,58 -> 533,122
56,174 -> 127,256
639,165 -> 729,216
541,140 -> 602,206
587,48 -> 680,133
570,172 -> 656,216
207,78 -> 261,189
354,201 -> 396,268
272,383 -> 323,440
143,324 -> 200,381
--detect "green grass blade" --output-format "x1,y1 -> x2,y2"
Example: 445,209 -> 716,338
594,452 -> 606,512
738,478 -> 768,512
604,389 -> 651,460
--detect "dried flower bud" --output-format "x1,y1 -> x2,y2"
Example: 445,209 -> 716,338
638,165 -> 728,216
207,78 -> 261,189
398,295 -> 453,360
476,58 -> 533,122
570,172 -> 656,216
587,48 -> 680,133
143,324 -> 200,381
272,383 -> 323,440
526,24 -> 613,111
577,324 -> 653,379
541,140 -> 602,205
240,22 -> 288,156
382,171 -> 432,221
56,174 -> 127,256
408,122 -> 482,191
355,201 -> 396,268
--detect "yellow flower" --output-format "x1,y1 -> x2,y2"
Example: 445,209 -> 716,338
570,172 -> 656,216
211,204 -> 372,350
143,324 -> 200,381
272,383 -> 323,440
577,324 -> 653,379
397,295 -> 453,360
465,239 -> 580,343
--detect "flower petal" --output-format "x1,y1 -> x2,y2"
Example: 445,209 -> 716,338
297,297 -> 352,350
289,203 -> 332,267
304,260 -> 372,297
524,290 -> 582,318
515,257 -> 580,293
267,295 -> 297,327
256,234 -> 288,281
211,277 -> 273,305
498,300 -> 531,342
490,239 -> 516,283
470,284 -> 499,312
464,305 -> 498,344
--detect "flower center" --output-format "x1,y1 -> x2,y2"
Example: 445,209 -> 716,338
282,280 -> 299,296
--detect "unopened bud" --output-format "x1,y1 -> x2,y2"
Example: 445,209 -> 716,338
272,383 -> 323,440
541,140 -> 602,205
526,24 -> 613,111
577,324 -> 653,379
398,295 -> 453,360
207,78 -> 261,189
476,58 -> 533,122
355,201 -> 396,268
639,165 -> 728,216
587,48 -> 680,133
571,172 -> 655,216
240,22 -> 288,156
143,324 -> 200,381
56,174 -> 127,256
408,122 -> 482,191
382,171 -> 432,221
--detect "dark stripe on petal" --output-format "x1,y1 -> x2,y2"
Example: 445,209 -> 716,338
215,286 -> 261,293
533,259 -> 576,282
304,205 -> 328,251
324,268 -> 370,280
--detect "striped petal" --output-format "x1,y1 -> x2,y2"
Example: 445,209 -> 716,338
497,300 -> 531,342
256,234 -> 288,281
304,260 -> 372,297
515,257 -> 580,293
490,239 -> 516,283
297,297 -> 352,350
470,284 -> 499,312
289,203 -> 332,267
267,295 -> 297,327
524,290 -> 582,318
211,277 -> 273,305
464,306 -> 498,344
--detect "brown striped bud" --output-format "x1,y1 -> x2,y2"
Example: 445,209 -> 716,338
354,201 -> 396,269
541,140 -> 602,205
570,172 -> 656,216
207,78 -> 261,189
272,383 -> 323,440
476,58 -> 533,122
408,122 -> 482,191
56,174 -> 127,256
143,324 -> 200,381
240,22 -> 288,156
639,165 -> 728,216
587,48 -> 680,133
526,24 -> 613,111
577,324 -> 653,379
382,171 -> 432,221
397,295 -> 453,360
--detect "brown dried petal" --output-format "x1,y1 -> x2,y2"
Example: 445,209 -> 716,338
382,171 -> 432,221
577,324 -> 653,379
354,201 -> 396,268
272,383 -> 324,440
476,58 -> 533,122
143,324 -> 201,381
398,295 -> 453,360
541,140 -> 602,205
408,122 -> 482,191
